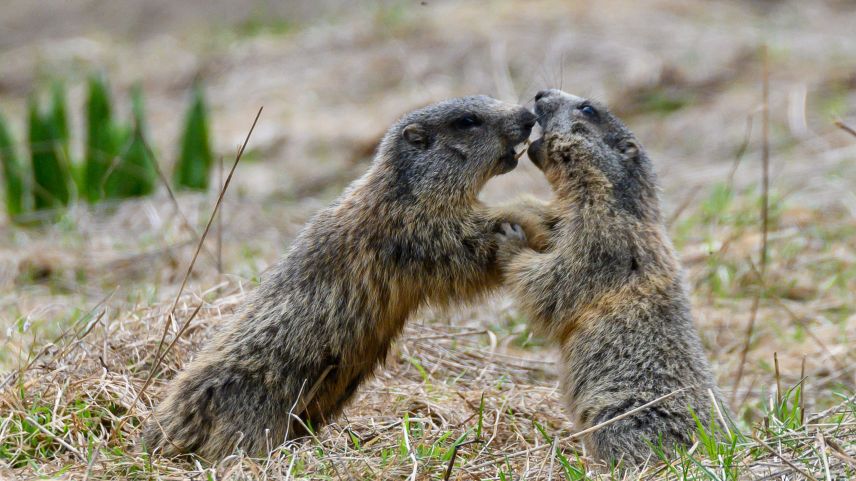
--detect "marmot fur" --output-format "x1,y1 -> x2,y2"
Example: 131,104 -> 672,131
144,96 -> 536,460
500,89 -> 723,465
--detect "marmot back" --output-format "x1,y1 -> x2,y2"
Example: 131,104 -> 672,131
143,96 -> 536,460
500,89 -> 724,466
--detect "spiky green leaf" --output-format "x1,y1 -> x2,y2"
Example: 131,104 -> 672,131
29,96 -> 72,210
84,74 -> 117,202
174,83 -> 213,190
0,110 -> 28,219
103,87 -> 158,198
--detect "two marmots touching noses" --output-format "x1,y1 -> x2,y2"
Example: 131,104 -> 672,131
143,90 -> 724,466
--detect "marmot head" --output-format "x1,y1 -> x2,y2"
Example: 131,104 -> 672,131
527,89 -> 658,219
377,96 -> 535,203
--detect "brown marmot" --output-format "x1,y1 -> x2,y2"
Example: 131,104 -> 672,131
143,96 -> 536,460
498,89 -> 724,465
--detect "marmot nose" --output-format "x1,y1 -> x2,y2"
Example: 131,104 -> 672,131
521,110 -> 537,131
535,89 -> 550,102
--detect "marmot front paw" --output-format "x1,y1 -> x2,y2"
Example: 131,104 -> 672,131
495,222 -> 527,264
496,222 -> 526,243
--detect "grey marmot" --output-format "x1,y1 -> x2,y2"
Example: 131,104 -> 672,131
498,89 -> 724,465
143,96 -> 536,460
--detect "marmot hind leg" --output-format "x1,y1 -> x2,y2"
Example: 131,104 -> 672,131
143,361 -> 290,459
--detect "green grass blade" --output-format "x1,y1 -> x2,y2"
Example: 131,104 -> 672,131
49,82 -> 70,156
101,125 -> 131,199
103,86 -> 157,199
173,83 -> 213,190
49,83 -> 75,198
0,110 -> 28,219
28,96 -> 72,210
84,74 -> 116,202
110,132 -> 157,199
128,85 -> 158,195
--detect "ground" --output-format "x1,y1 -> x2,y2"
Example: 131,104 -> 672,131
0,0 -> 854,479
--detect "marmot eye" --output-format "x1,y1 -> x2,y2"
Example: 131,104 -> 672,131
578,104 -> 598,120
452,114 -> 483,130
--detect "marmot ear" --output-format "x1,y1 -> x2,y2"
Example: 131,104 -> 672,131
402,123 -> 429,149
619,138 -> 639,160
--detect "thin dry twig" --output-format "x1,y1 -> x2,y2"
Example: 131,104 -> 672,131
823,435 -> 856,469
752,432 -> 819,481
442,439 -> 480,481
217,155 -> 225,274
112,302 -> 203,438
467,387 -> 690,470
769,296 -> 850,371
514,138 -> 531,160
816,430 -> 832,481
119,107 -> 263,436
546,436 -> 557,481
566,387 -> 691,441
297,365 -> 334,416
666,184 -> 702,228
402,418 -> 418,481
167,106 -> 263,318
144,139 -> 218,265
759,44 -> 771,275
808,392 -> 856,424
833,118 -> 856,138
800,356 -> 807,426
732,293 -> 761,406
729,113 -> 755,185
732,44 -> 772,403
708,388 -> 733,439
774,352 -> 782,407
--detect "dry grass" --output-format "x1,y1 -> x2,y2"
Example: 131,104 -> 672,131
1,156 -> 854,479
0,243 -> 854,479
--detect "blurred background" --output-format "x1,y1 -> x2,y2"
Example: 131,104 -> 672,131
0,0 -> 855,476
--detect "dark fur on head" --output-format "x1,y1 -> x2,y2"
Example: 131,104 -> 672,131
143,96 -> 536,460
383,95 -> 535,202
528,92 -> 659,222
499,89 -> 725,466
